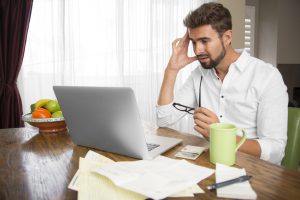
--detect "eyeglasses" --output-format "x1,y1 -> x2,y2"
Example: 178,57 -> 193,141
172,75 -> 203,114
172,102 -> 195,114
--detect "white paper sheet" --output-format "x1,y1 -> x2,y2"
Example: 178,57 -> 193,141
94,156 -> 214,200
68,150 -> 114,191
78,158 -> 145,200
216,163 -> 257,199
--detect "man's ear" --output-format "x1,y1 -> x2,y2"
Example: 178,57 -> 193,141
222,30 -> 232,46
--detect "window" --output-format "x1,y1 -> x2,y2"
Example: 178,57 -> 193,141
19,0 -> 205,134
245,5 -> 255,56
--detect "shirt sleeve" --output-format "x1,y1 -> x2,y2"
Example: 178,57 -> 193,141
256,68 -> 288,164
156,71 -> 198,127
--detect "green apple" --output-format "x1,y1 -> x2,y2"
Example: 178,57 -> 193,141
45,100 -> 61,113
51,111 -> 63,118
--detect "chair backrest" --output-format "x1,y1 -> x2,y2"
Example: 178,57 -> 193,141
281,107 -> 300,170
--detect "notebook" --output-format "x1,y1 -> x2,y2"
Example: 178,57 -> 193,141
53,86 -> 182,159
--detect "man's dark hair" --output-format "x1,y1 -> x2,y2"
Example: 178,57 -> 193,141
183,2 -> 232,36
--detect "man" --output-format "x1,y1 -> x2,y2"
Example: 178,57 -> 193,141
156,2 -> 288,164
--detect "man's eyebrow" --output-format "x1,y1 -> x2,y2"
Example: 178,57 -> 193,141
189,37 -> 210,42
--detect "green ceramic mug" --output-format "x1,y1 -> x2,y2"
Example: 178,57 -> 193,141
209,123 -> 247,166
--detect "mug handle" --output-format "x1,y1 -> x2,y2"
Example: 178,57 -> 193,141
235,128 -> 247,152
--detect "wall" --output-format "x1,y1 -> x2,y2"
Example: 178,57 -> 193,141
246,0 -> 300,65
247,0 -> 300,104
276,0 -> 300,103
253,0 -> 300,104
277,0 -> 300,64
218,0 -> 245,49
257,0 -> 279,66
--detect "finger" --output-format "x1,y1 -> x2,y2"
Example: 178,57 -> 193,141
194,125 -> 205,134
194,118 -> 210,131
176,31 -> 190,48
199,107 -> 214,117
181,31 -> 190,45
183,30 -> 189,38
194,107 -> 215,117
172,38 -> 181,49
194,111 -> 218,125
194,107 -> 202,114
194,125 -> 209,138
194,111 -> 211,122
181,38 -> 191,51
196,114 -> 211,124
193,112 -> 205,120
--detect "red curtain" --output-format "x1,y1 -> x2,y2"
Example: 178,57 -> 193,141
0,0 -> 33,128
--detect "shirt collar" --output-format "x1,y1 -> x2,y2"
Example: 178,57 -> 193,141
198,49 -> 250,75
231,49 -> 250,72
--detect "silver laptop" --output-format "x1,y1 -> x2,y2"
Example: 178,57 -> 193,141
53,86 -> 182,159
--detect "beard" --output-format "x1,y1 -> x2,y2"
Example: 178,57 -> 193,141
197,42 -> 226,69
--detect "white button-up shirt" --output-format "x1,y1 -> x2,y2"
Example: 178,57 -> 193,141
157,50 -> 288,164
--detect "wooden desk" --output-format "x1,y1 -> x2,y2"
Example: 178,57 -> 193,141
0,127 -> 299,200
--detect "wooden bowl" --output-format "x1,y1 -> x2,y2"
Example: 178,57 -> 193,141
22,114 -> 67,133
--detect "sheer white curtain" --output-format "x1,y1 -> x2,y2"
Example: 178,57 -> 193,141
18,0 -> 211,134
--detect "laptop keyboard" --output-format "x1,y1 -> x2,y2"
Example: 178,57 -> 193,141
146,143 -> 160,151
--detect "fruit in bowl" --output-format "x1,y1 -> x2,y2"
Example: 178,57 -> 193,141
22,98 -> 67,133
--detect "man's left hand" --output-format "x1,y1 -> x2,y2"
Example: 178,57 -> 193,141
193,107 -> 219,138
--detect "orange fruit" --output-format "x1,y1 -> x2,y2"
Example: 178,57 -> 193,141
32,107 -> 52,118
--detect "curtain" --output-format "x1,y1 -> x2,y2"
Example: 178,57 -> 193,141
0,0 -> 33,128
18,0 -> 211,134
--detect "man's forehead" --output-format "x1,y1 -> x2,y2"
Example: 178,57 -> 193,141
188,25 -> 218,40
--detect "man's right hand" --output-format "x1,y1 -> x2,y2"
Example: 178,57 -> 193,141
157,31 -> 197,105
167,31 -> 197,72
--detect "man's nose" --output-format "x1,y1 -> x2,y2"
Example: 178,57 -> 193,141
194,42 -> 205,55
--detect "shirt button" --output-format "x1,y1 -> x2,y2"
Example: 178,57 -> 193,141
221,95 -> 224,98
220,115 -> 223,118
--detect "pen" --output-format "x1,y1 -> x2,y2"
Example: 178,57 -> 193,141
207,175 -> 252,190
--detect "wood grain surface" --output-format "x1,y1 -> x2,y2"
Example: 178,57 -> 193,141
0,127 -> 299,200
